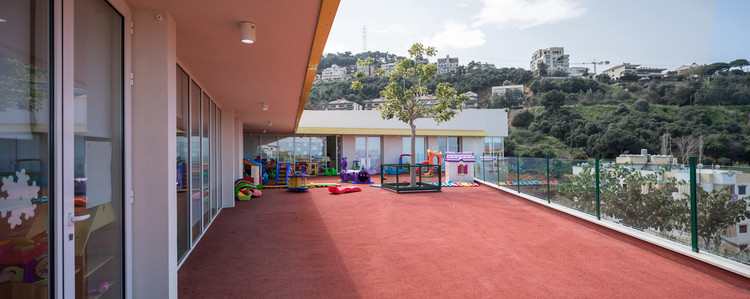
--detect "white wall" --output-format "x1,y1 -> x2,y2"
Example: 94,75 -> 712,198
383,135 -> 402,164
299,109 -> 509,137
221,109 -> 236,209
130,9 -> 177,299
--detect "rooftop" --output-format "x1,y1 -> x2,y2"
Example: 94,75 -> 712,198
179,176 -> 750,297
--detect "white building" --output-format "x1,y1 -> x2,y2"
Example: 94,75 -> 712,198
567,66 -> 590,77
602,63 -> 667,80
321,64 -> 349,81
437,55 -> 460,74
530,47 -> 569,74
364,98 -> 388,110
491,85 -> 524,96
327,98 -> 362,111
464,92 -> 479,109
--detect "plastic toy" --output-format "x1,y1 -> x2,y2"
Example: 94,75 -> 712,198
287,165 -> 309,192
445,152 -> 476,183
354,169 -> 374,184
276,161 -> 291,185
328,185 -> 361,194
243,159 -> 267,185
341,157 -> 348,170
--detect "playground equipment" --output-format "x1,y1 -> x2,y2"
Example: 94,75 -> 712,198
287,163 -> 309,192
243,159 -> 268,185
275,161 -> 291,185
234,178 -> 262,201
417,150 -> 442,177
338,157 -> 373,184
328,185 -> 361,194
445,152 -> 476,183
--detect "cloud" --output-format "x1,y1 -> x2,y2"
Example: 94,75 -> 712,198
458,2 -> 469,7
423,21 -> 486,50
473,0 -> 586,29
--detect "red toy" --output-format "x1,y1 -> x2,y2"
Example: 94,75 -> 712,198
328,186 -> 361,194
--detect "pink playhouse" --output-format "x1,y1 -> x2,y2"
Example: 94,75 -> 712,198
445,152 -> 475,183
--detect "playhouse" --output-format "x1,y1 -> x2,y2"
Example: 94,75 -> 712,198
445,152 -> 476,183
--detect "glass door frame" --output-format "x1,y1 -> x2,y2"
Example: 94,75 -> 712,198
58,0 -> 132,297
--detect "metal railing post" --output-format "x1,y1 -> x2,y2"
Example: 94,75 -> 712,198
595,154 -> 601,220
516,156 -> 520,194
546,155 -> 550,204
690,156 -> 699,253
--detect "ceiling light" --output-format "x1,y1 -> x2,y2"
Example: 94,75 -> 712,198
267,121 -> 272,127
262,129 -> 266,134
239,21 -> 256,44
261,102 -> 268,111
0,18 -> 6,23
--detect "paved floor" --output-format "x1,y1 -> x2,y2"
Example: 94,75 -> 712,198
179,176 -> 750,298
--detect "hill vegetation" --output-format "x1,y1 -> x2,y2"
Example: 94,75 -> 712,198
309,52 -> 750,164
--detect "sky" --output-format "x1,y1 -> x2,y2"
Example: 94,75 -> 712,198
323,0 -> 750,73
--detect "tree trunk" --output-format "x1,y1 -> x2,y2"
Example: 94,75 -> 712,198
410,121 -> 417,187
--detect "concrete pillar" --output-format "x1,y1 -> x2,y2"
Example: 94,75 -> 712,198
130,9 -> 177,299
221,109 -> 236,209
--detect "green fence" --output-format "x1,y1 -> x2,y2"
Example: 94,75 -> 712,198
476,156 -> 750,266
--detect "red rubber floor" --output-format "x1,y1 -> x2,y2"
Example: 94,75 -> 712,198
179,176 -> 750,298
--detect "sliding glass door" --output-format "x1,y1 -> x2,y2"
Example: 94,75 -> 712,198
73,0 -> 124,297
0,0 -> 52,297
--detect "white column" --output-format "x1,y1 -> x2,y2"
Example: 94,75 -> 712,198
221,109 -> 236,208
130,9 -> 177,299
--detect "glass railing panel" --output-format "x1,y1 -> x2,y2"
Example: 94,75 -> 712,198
518,157 -> 548,199
551,159 -> 597,216
696,165 -> 750,265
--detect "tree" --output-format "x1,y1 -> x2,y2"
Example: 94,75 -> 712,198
540,90 -> 565,110
633,99 -> 650,112
351,43 -> 469,186
688,187 -> 750,251
536,62 -> 548,77
489,89 -> 524,109
511,110 -> 534,128
596,73 -> 611,83
675,135 -> 701,164
729,59 -> 749,72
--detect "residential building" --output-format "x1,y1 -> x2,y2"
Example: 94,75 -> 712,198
491,85 -> 525,97
364,97 -> 388,110
464,92 -> 479,109
675,63 -> 702,77
530,47 -> 569,74
327,98 -> 362,110
437,55 -> 460,74
477,62 -> 496,70
321,64 -> 348,81
0,0 -> 340,297
567,66 -> 590,77
602,63 -> 667,80
380,62 -> 396,73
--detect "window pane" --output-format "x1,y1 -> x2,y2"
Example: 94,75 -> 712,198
73,0 -> 124,295
355,137 -> 366,170
190,81 -> 202,242
278,136 -> 294,163
367,136 -> 381,173
202,93 -> 210,227
176,66 -> 190,261
0,1 -> 51,296
294,136 -> 310,164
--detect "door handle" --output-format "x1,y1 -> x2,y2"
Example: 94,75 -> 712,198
68,213 -> 90,226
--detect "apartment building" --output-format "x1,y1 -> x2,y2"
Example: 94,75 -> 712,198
321,64 -> 348,81
530,47 -> 569,74
437,55 -> 460,74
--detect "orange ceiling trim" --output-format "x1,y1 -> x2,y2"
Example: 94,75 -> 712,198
294,0 -> 341,130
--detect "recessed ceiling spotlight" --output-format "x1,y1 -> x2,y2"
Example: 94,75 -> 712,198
239,21 -> 256,44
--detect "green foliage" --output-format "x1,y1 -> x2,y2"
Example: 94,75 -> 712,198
633,99 -> 650,112
489,88 -> 524,109
596,73 -> 611,83
511,110 -> 534,128
0,57 -> 47,112
540,90 -> 566,110
690,187 -> 750,251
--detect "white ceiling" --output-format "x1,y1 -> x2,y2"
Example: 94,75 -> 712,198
127,0 -> 329,134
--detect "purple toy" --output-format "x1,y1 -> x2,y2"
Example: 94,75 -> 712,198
340,170 -> 357,182
341,157 -> 348,171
